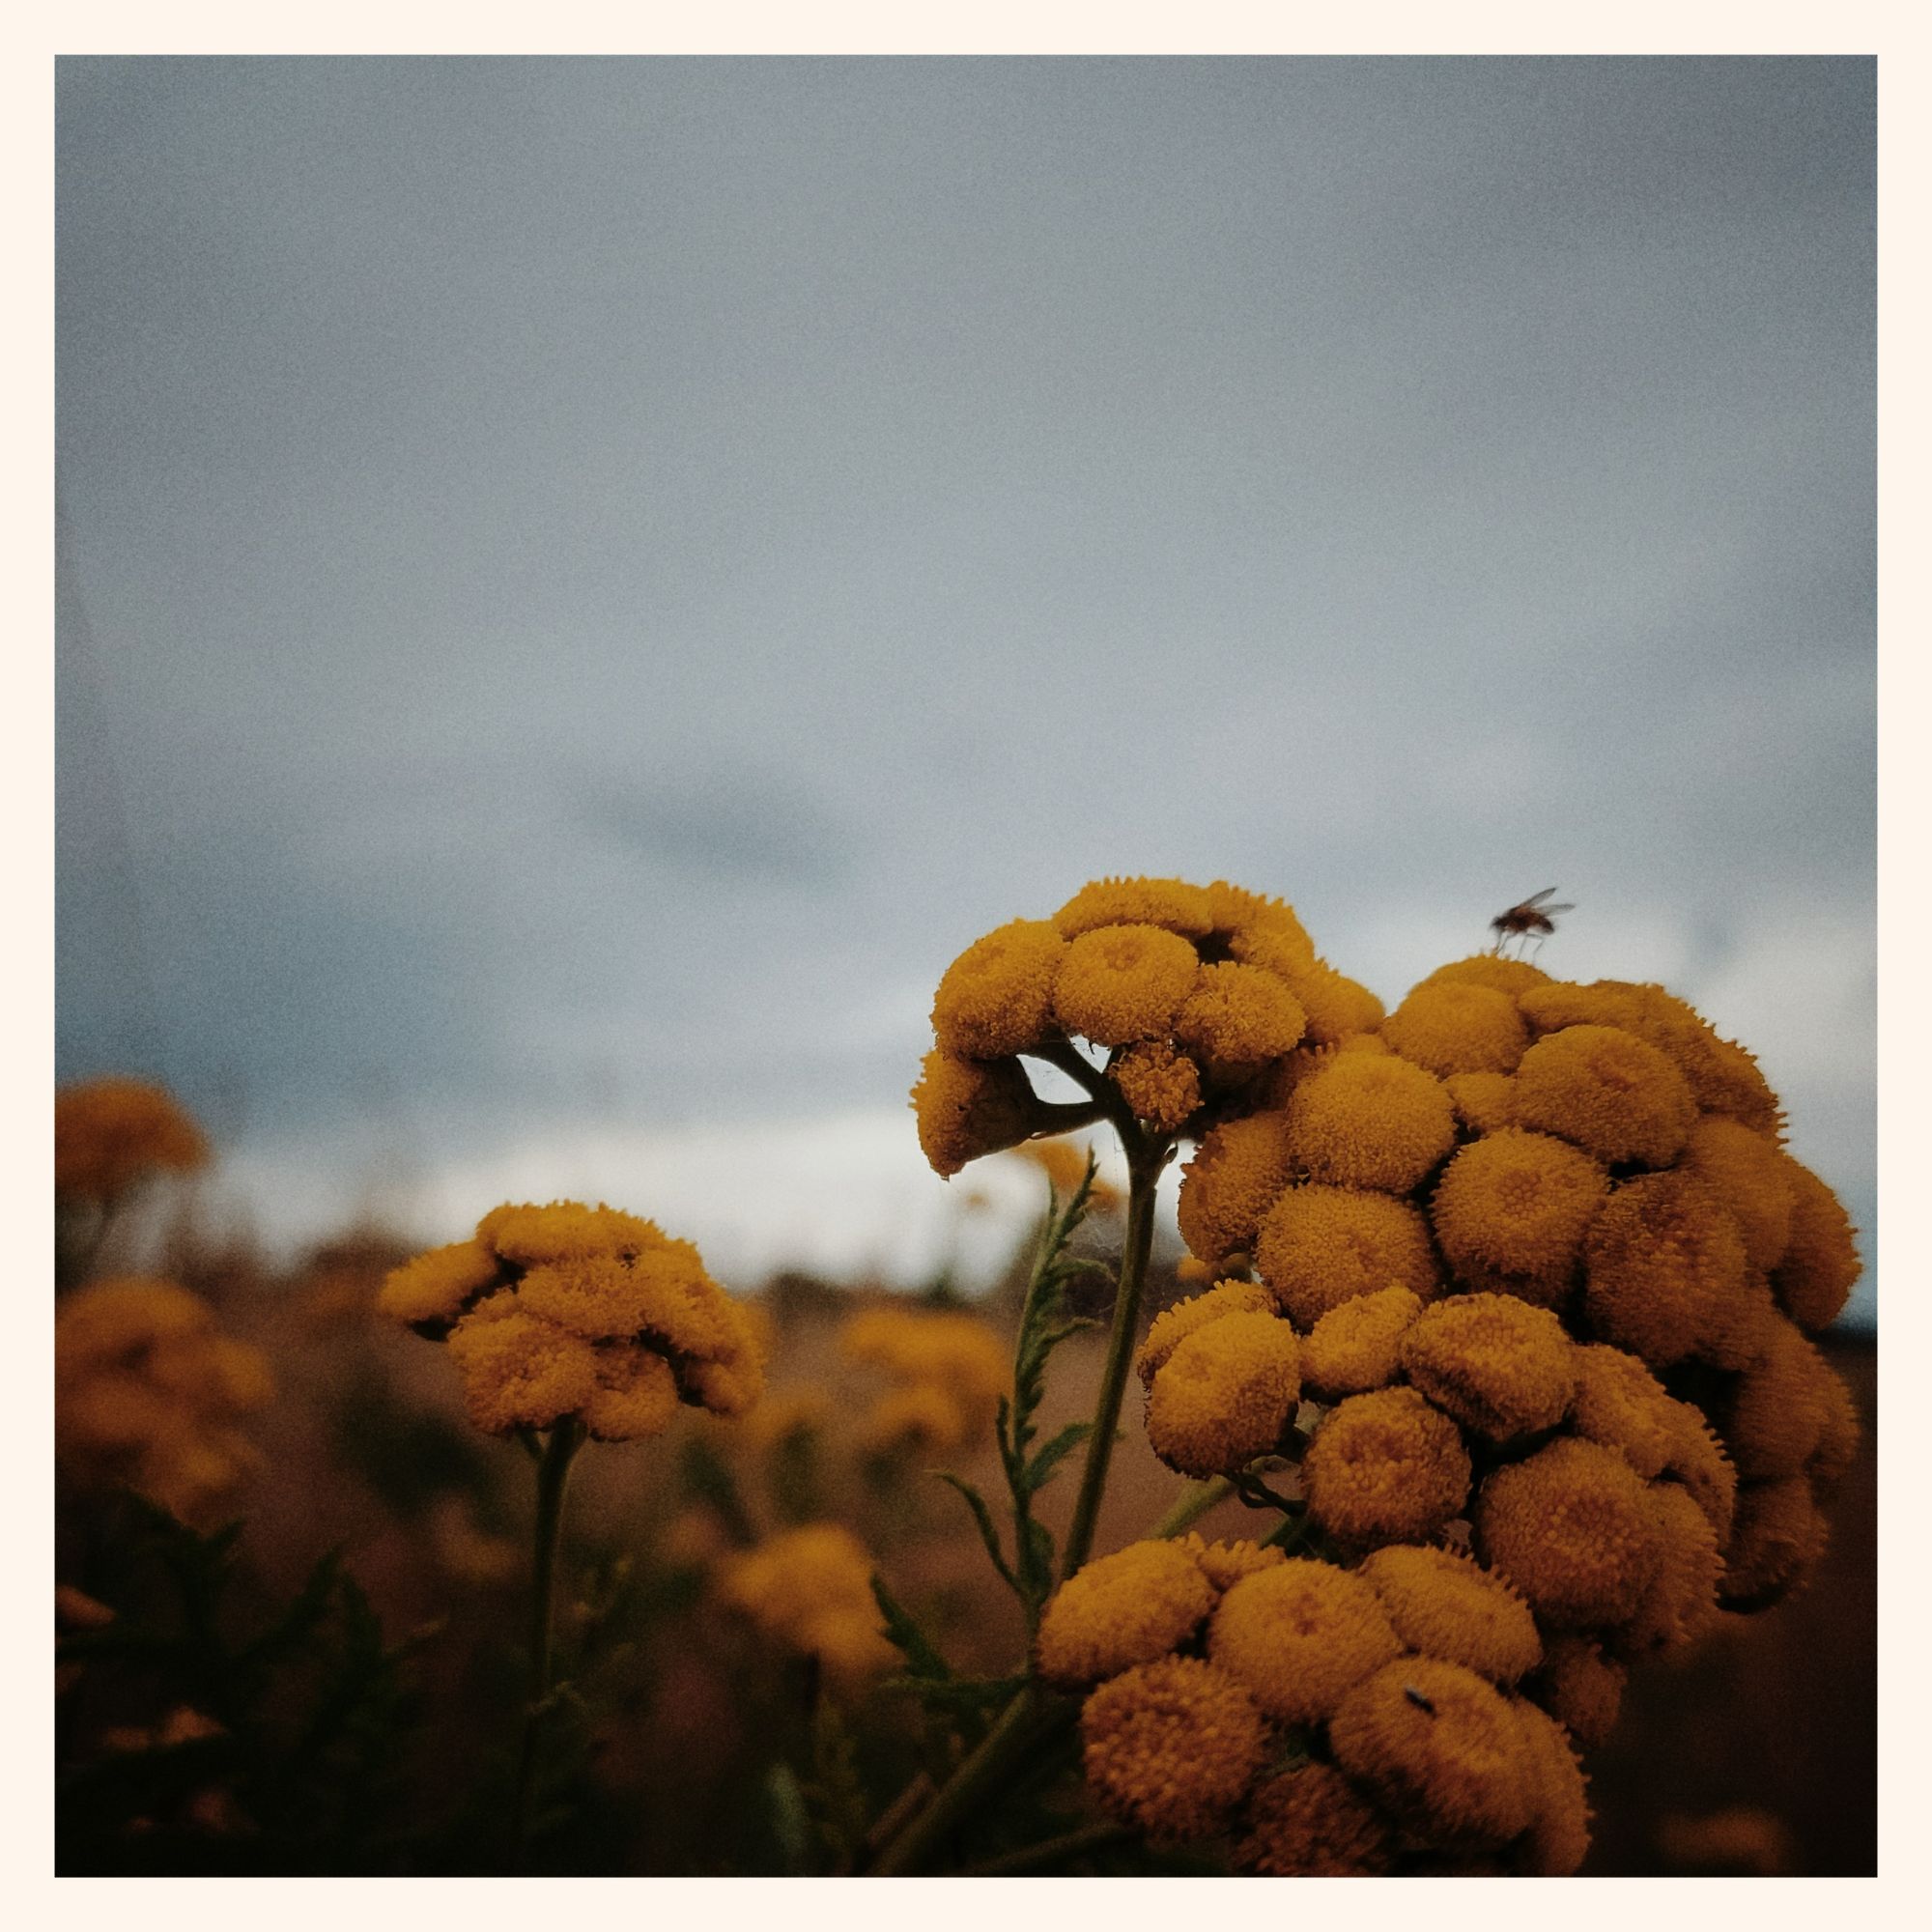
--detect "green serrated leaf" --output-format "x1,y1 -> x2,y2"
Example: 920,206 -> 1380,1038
933,1474 -> 1020,1597
868,1575 -> 953,1682
1021,1420 -> 1094,1497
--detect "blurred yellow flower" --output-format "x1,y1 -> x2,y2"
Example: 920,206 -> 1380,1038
56,1078 -> 210,1204
1235,1763 -> 1394,1876
715,1523 -> 897,1691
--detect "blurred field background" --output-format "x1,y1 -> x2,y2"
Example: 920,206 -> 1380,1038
54,1153 -> 1875,1876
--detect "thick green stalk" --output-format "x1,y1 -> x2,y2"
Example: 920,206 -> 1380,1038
510,1417 -> 583,1872
1056,1136 -> 1164,1584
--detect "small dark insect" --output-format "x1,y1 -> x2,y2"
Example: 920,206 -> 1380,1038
1402,1683 -> 1436,1715
1490,887 -> 1575,957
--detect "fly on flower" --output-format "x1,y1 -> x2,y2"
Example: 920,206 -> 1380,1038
1489,888 -> 1574,957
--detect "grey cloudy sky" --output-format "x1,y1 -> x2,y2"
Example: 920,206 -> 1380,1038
56,57 -> 1875,1314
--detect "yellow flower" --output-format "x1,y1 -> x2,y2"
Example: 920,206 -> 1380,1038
1680,1117 -> 1796,1273
1808,1369 -> 1862,1492
1526,1634 -> 1626,1749
1397,1293 -> 1577,1441
1771,1157 -> 1861,1331
1444,1070 -> 1519,1137
1173,1534 -> 1286,1593
1719,1318 -> 1845,1481
1234,1764 -> 1396,1876
1690,1032 -> 1784,1138
1382,980 -> 1529,1078
56,1278 -> 271,1522
1302,1387 -> 1472,1548
1718,1477 -> 1829,1611
1080,1658 -> 1267,1844
715,1524 -> 896,1691
55,1077 -> 210,1202
1473,1437 -> 1661,1629
1052,923 -> 1202,1046
1428,1128 -> 1607,1306
1284,1052 -> 1456,1194
1567,1342 -> 1681,1481
1357,1545 -> 1543,1686
1328,1658 -> 1536,1848
930,918 -> 1068,1059
1512,1024 -> 1696,1169
1255,1183 -> 1438,1327
1416,954 -> 1552,1000
1581,1172 -> 1749,1370
856,1382 -> 971,1456
1278,957 -> 1385,1048
1036,1541 -> 1216,1685
1174,962 -> 1307,1068
1175,1112 -> 1298,1267
1134,1279 -> 1275,1385
386,1201 -> 763,1436
1107,1039 -> 1202,1133
1145,1310 -> 1302,1478
1208,881 -> 1318,969
1661,1406 -> 1740,1545
376,1239 -> 503,1333
1054,875 -> 1217,940
1620,1482 -> 1723,1655
910,1048 -> 1046,1178
1300,1285 -> 1424,1400
1509,1699 -> 1592,1876
1208,1559 -> 1403,1723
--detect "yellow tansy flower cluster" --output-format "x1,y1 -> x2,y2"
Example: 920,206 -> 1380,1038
56,1077 -> 211,1205
838,1304 -> 1009,1455
714,1523 -> 898,1692
377,1201 -> 765,1439
57,1277 -> 272,1522
915,878 -> 1375,1173
1037,947 -> 1860,1875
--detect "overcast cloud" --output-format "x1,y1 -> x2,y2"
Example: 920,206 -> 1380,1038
56,57 -> 1875,1319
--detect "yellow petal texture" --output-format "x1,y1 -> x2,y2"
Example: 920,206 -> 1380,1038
1397,1293 -> 1577,1440
1771,1157 -> 1861,1331
1416,954 -> 1551,1000
378,1239 -> 502,1330
1174,1534 -> 1286,1594
1444,1071 -> 1519,1137
910,1048 -> 1043,1178
1681,1117 -> 1796,1273
444,1304 -> 602,1435
1174,961 -> 1307,1066
1255,1183 -> 1439,1326
1107,1038 -> 1203,1132
1234,1763 -> 1396,1876
1145,1311 -> 1301,1477
55,1077 -> 211,1199
1176,1112 -> 1298,1266
1527,1634 -> 1626,1749
1512,1025 -> 1696,1169
1357,1544 -> 1543,1685
1473,1437 -> 1662,1629
1719,1477 -> 1830,1610
1510,1699 -> 1592,1875
1135,1279 -> 1275,1386
930,918 -> 1067,1059
1080,1658 -> 1267,1844
1035,1541 -> 1216,1685
1582,1172 -> 1748,1370
1302,1387 -> 1472,1548
1284,1052 -> 1456,1193
1429,1128 -> 1607,1305
1329,1658 -> 1536,1847
1052,923 -> 1202,1046
1054,875 -> 1217,940
1382,980 -> 1529,1078
1620,1482 -> 1723,1654
1567,1343 -> 1681,1481
1719,1318 -> 1845,1480
1301,1285 -> 1424,1399
1208,1560 -> 1403,1723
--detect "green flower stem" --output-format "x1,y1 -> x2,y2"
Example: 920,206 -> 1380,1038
1056,1134 -> 1165,1584
867,1687 -> 1074,1876
510,1415 -> 584,1873
1149,1474 -> 1236,1541
958,1819 -> 1134,1876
